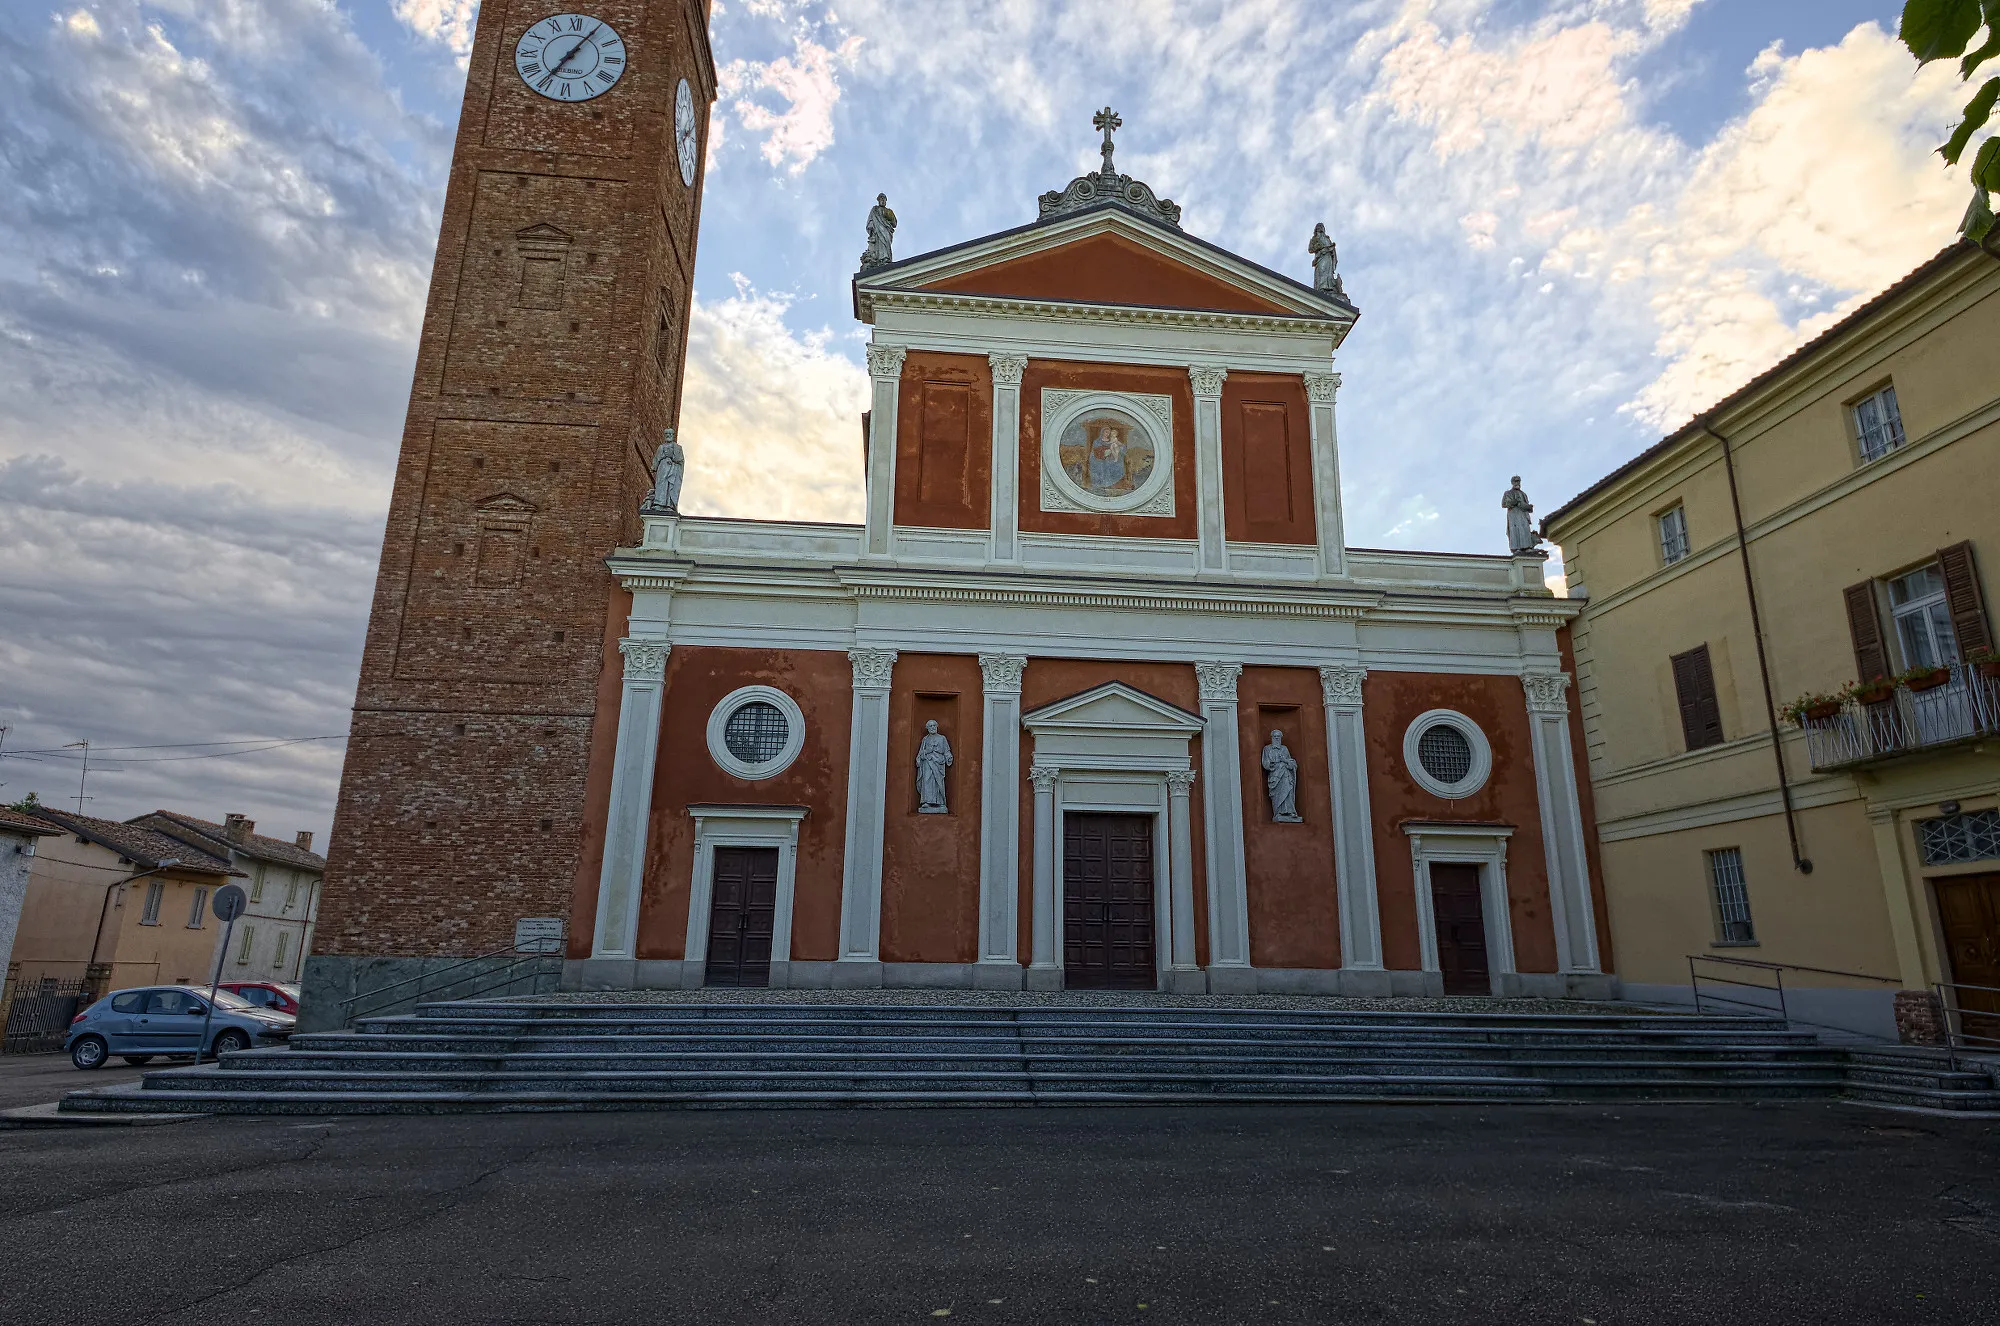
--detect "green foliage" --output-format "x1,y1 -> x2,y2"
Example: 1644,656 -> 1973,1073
1903,0 -> 2000,241
6,791 -> 44,813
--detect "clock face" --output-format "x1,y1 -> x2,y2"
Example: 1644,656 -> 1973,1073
515,14 -> 626,103
675,79 -> 699,186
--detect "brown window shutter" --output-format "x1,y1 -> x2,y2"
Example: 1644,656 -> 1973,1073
1844,581 -> 1891,683
1670,644 -> 1726,751
1937,541 -> 1992,655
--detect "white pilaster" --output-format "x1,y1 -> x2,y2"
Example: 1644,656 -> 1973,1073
835,647 -> 897,982
976,653 -> 1027,986
1027,764 -> 1061,989
1303,371 -> 1348,579
1523,670 -> 1601,974
1164,769 -> 1203,992
987,354 -> 1027,564
1195,661 -> 1252,988
591,638 -> 669,959
1319,664 -> 1385,982
862,343 -> 906,560
1189,365 -> 1228,576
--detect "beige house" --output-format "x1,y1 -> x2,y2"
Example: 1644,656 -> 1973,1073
1544,240 -> 2000,1041
6,808 -> 244,996
131,811 -> 325,984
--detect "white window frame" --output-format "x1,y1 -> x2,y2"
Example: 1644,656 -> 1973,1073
1886,562 -> 1960,669
140,881 -> 163,925
1657,503 -> 1690,565
1707,847 -> 1756,945
1402,710 -> 1493,800
706,685 -> 806,781
1851,383 -> 1905,463
187,887 -> 208,928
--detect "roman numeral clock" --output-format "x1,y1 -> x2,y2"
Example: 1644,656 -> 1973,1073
514,13 -> 629,102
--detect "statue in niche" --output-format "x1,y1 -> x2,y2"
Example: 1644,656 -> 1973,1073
645,429 -> 685,513
1262,730 -> 1301,823
1503,475 -> 1541,555
1308,222 -> 1345,299
861,193 -> 897,269
916,719 -> 953,814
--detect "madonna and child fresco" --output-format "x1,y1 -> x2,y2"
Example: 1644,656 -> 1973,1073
1058,409 -> 1156,499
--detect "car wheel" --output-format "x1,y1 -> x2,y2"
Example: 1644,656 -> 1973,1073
71,1036 -> 108,1070
211,1029 -> 250,1057
120,1055 -> 154,1066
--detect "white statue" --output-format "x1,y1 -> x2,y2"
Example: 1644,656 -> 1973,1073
1308,222 -> 1344,298
646,429 -> 684,513
1503,475 -> 1540,555
861,193 -> 896,269
1262,730 -> 1301,823
916,719 -> 952,814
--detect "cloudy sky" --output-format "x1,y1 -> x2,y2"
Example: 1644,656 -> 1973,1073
0,0 -> 1972,842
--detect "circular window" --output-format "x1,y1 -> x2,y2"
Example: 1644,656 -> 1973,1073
706,687 -> 806,780
1402,710 -> 1492,800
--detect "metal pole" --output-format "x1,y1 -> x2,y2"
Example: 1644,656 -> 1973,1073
196,913 -> 236,1064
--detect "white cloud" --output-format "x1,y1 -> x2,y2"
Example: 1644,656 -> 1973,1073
677,280 -> 869,523
393,0 -> 479,62
720,33 -> 863,174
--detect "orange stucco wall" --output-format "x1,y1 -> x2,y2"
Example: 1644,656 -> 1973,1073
1237,667 -> 1341,969
920,231 -> 1295,315
631,646 -> 852,962
1361,672 -> 1562,974
1019,360 -> 1199,541
893,351 -> 993,531
1017,660 -> 1212,966
880,654 -> 984,964
1220,374 -> 1317,546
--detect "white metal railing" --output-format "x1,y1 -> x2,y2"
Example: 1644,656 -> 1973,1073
1802,660 -> 2000,770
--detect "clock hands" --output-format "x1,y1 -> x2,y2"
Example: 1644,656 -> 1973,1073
547,21 -> 604,81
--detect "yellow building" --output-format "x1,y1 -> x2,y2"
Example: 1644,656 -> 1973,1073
1544,240 -> 2000,1042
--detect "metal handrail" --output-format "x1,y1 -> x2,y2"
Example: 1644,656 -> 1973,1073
335,941 -> 564,1025
1933,979 -> 2000,1072
1689,954 -> 1900,983
1686,954 -> 1900,1034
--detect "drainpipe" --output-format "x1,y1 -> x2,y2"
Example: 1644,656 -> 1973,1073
1699,416 -> 1812,875
87,860 -> 180,987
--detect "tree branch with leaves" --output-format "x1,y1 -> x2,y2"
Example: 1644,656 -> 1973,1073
1902,0 -> 2000,242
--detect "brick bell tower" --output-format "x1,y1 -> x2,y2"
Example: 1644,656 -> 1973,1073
305,1 -> 715,1020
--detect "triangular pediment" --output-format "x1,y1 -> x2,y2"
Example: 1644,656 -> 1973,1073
1021,681 -> 1205,735
515,223 -> 572,244
856,207 -> 1354,326
474,492 -> 537,516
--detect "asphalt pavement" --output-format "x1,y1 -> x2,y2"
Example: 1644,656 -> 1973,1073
0,1051 -> 151,1110
1,1102 -> 1995,1325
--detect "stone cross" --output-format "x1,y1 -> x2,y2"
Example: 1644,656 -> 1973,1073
1093,106 -> 1122,175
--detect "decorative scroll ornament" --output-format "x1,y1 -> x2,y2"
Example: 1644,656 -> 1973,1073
1303,372 -> 1341,404
864,343 -> 908,380
849,647 -> 899,690
978,653 -> 1027,695
619,637 -> 669,682
1037,106 -> 1184,230
1188,365 -> 1228,398
1318,665 -> 1367,709
1522,670 -> 1572,714
1165,769 -> 1198,794
1194,661 -> 1242,703
1029,764 -> 1061,793
987,353 -> 1028,388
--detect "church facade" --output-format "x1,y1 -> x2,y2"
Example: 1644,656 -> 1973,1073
569,132 -> 1613,998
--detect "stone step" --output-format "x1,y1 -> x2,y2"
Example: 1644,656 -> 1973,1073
1839,1082 -> 2000,1112
1842,1064 -> 1999,1091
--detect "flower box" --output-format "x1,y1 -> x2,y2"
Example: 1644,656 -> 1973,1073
1903,667 -> 1951,693
1800,700 -> 1844,723
1854,682 -> 1896,706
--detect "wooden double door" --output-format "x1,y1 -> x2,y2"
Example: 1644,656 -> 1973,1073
1063,813 -> 1157,989
705,847 -> 779,988
1937,873 -> 2000,1039
1429,863 -> 1491,996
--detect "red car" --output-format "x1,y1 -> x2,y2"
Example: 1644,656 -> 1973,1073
215,981 -> 301,1016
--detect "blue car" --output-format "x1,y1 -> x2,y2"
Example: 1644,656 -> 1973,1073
66,985 -> 295,1070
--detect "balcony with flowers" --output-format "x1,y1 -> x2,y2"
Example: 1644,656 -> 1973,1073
1789,649 -> 2000,772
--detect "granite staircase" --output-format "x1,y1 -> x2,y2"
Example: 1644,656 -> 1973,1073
60,1000 -> 1994,1115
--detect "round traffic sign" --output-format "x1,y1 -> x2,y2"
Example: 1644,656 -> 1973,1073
212,883 -> 248,922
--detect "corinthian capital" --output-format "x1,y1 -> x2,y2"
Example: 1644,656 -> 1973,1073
848,647 -> 899,691
1029,765 -> 1060,793
1303,371 -> 1341,403
619,637 -> 669,682
1165,769 -> 1198,794
1318,664 -> 1366,709
864,343 -> 908,380
1194,661 -> 1242,703
987,353 -> 1028,387
1522,669 -> 1572,714
1188,365 -> 1229,399
978,653 -> 1027,695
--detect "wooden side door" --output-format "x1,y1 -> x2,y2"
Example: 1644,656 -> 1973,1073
1429,863 -> 1491,996
1936,873 -> 2000,1041
705,847 -> 779,988
1063,813 -> 1157,989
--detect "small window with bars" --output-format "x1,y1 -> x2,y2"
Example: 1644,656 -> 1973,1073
723,701 -> 791,765
1707,848 -> 1755,944
187,887 -> 208,929
1918,809 -> 2000,866
1657,504 -> 1690,564
1851,384 -> 1905,463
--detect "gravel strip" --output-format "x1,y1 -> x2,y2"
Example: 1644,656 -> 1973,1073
500,987 -> 1658,1016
